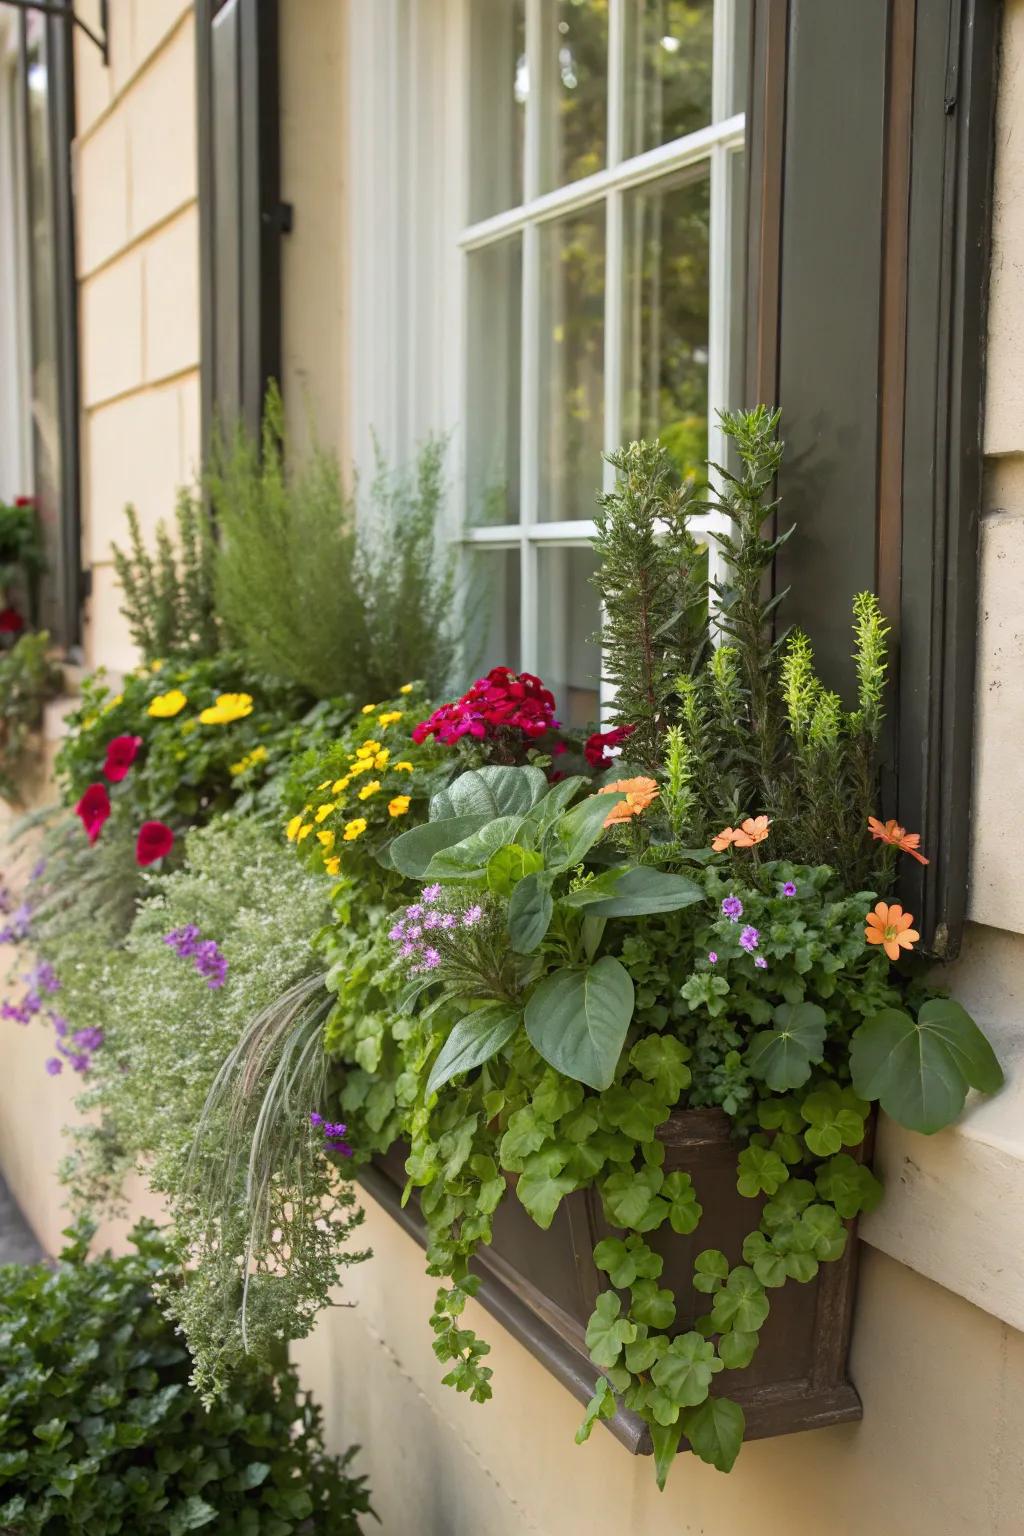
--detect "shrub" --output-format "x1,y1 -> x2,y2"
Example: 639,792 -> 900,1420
111,495 -> 219,665
0,1221 -> 372,1535
0,632 -> 63,802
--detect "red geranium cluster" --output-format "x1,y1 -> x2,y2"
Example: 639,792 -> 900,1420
412,667 -> 560,748
584,723 -> 635,769
73,733 -> 173,866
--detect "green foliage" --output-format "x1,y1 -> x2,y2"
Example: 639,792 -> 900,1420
850,997 -> 1003,1133
211,385 -> 456,701
57,820 -> 367,1399
111,495 -> 219,663
0,631 -> 62,802
0,496 -> 46,625
0,1221 -> 372,1535
591,440 -> 707,771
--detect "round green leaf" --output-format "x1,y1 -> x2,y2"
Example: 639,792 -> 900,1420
848,1003 -> 1001,1134
747,1002 -> 827,1091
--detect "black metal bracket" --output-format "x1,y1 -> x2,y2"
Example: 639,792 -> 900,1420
1,0 -> 108,66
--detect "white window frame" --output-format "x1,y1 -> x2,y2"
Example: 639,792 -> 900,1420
456,0 -> 746,697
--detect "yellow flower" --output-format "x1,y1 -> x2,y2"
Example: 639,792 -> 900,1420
324,856 -> 341,876
317,780 -> 332,791
374,750 -> 390,770
347,759 -> 373,777
102,693 -> 123,714
148,689 -> 188,718
377,711 -> 403,727
286,813 -> 304,841
388,795 -> 411,818
394,760 -> 414,774
342,817 -> 367,841
151,660 -> 164,672
230,746 -> 268,776
356,741 -> 380,758
317,829 -> 336,852
399,683 -> 414,694
199,692 -> 254,725
332,777 -> 351,795
315,802 -> 337,823
361,703 -> 377,715
81,712 -> 98,731
297,823 -> 314,842
358,780 -> 381,801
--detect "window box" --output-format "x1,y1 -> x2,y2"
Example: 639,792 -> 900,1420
361,1105 -> 869,1456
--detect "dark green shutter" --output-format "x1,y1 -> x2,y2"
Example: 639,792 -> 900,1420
745,0 -> 1000,955
196,0 -> 283,442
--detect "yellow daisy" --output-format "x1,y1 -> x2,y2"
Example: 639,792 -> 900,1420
332,777 -> 351,795
315,802 -> 337,823
297,823 -> 314,842
377,711 -> 403,728
388,795 -> 411,818
147,689 -> 188,719
361,703 -> 377,715
357,780 -> 381,801
324,856 -> 341,876
399,683 -> 414,694
342,818 -> 367,841
285,814 -> 304,841
317,829 -> 336,852
199,692 -> 254,725
393,760 -> 414,773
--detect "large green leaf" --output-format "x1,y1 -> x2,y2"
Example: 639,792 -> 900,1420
545,793 -> 624,871
850,999 -> 1003,1134
578,866 -> 704,917
425,1003 -> 521,1097
650,1332 -> 722,1411
507,872 -> 554,953
525,957 -> 635,1090
430,764 -> 549,819
423,816 -> 523,879
517,774 -> 589,843
747,1002 -> 827,1091
682,1396 -> 745,1472
389,814 -> 491,877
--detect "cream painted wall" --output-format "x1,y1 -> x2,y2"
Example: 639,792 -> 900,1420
74,0 -> 200,675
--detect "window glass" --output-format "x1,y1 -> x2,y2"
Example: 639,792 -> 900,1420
466,235 -> 523,525
537,0 -> 608,194
469,0 -> 526,221
621,164 -> 710,481
622,1 -> 714,159
538,203 -> 605,521
536,545 -> 601,728
464,548 -> 522,678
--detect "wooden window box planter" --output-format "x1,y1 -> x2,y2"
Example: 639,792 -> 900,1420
360,1107 -> 868,1456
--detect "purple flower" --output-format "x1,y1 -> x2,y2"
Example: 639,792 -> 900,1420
193,939 -> 228,989
755,956 -> 768,969
388,923 -> 406,942
708,951 -> 718,965
463,905 -> 483,928
440,913 -> 457,930
406,924 -> 422,940
423,912 -> 441,930
740,925 -> 760,953
50,1013 -> 68,1038
164,924 -> 200,957
721,895 -> 743,922
45,1057 -> 62,1077
309,1111 -> 324,1127
73,1026 -> 104,1052
324,1121 -> 348,1139
422,947 -> 441,970
782,881 -> 798,897
2,1002 -> 30,1024
326,1138 -> 353,1157
399,940 -> 417,959
423,884 -> 442,903
30,961 -> 60,994
407,904 -> 424,920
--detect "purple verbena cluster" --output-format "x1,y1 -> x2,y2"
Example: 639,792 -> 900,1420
309,1111 -> 353,1158
388,885 -> 483,975
0,954 -> 103,1077
721,895 -> 743,922
163,924 -> 229,989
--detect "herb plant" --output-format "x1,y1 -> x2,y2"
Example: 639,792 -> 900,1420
0,631 -> 63,802
0,1221 -> 372,1535
112,495 -> 220,664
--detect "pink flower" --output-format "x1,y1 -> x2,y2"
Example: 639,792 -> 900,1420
75,783 -> 111,844
412,667 -> 559,749
103,734 -> 142,783
135,820 -> 174,866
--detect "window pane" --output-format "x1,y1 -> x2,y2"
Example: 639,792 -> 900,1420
537,0 -> 608,194
622,1 -> 713,159
464,548 -> 521,677
537,545 -> 601,728
728,0 -> 751,118
466,236 -> 522,526
538,205 -> 605,521
469,0 -> 526,221
621,164 -> 709,481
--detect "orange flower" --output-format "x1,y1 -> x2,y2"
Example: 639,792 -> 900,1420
598,777 -> 660,827
864,901 -> 920,962
867,817 -> 930,865
711,827 -> 739,852
733,815 -> 771,848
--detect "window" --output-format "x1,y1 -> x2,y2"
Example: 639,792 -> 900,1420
461,0 -> 749,725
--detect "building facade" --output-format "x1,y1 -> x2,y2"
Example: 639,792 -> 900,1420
1,3 -> 1023,1532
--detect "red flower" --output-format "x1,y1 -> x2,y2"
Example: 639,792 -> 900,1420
135,820 -> 174,867
0,607 -> 25,634
13,496 -> 35,508
412,667 -> 560,748
75,784 -> 111,845
584,724 -> 635,769
103,734 -> 143,783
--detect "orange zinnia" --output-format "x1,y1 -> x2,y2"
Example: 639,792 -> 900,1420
733,815 -> 771,848
864,901 -> 920,962
711,826 -> 739,852
867,816 -> 930,865
598,776 -> 660,827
